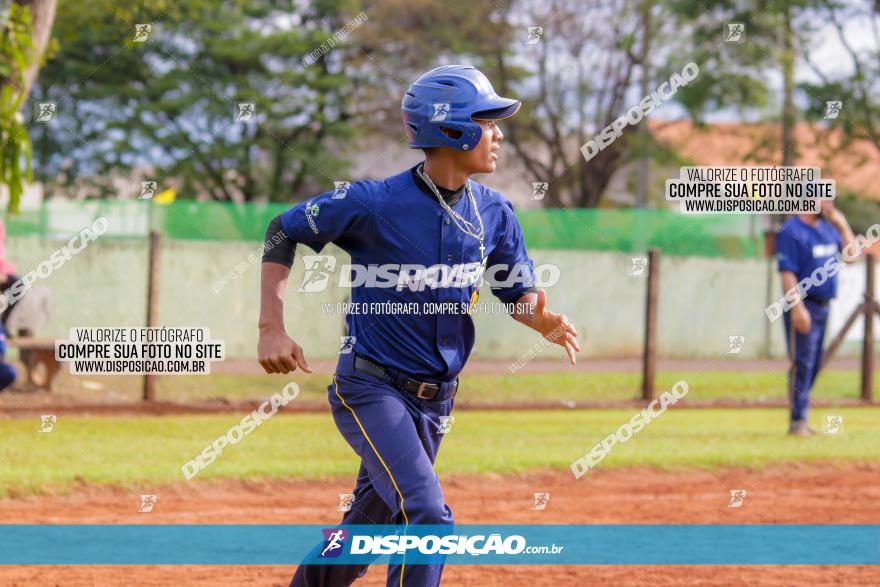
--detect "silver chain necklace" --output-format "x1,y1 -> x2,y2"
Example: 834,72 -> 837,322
416,163 -> 485,257
417,163 -> 487,313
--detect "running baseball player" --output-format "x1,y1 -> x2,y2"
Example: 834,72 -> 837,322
258,64 -> 580,586
776,200 -> 854,436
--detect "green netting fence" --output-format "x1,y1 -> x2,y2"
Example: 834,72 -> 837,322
3,200 -> 763,258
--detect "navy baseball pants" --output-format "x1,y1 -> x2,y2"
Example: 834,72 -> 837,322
291,361 -> 455,587
783,298 -> 831,423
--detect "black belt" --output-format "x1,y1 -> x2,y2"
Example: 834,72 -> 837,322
353,354 -> 457,401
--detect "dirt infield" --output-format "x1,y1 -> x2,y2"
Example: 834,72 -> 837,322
2,463 -> 879,585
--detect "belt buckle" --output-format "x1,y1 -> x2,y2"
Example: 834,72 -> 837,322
416,381 -> 439,400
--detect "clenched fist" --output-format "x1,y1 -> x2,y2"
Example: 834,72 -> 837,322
258,328 -> 312,374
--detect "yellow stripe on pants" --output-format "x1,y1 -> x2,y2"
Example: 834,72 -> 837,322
334,375 -> 409,587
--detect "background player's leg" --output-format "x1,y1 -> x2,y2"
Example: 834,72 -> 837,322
0,320 -> 14,392
785,312 -> 815,427
0,362 -> 15,391
808,305 -> 831,389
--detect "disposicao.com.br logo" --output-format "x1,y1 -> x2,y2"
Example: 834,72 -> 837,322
317,529 -> 564,558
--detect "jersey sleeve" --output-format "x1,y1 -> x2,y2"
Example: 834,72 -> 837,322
279,184 -> 374,254
775,227 -> 801,274
487,199 -> 537,304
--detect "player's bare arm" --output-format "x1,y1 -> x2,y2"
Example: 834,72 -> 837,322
257,214 -> 312,375
257,261 -> 312,375
779,270 -> 811,334
511,289 -> 580,364
822,203 -> 855,262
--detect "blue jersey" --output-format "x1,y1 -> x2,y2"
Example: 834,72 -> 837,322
280,166 -> 536,379
776,216 -> 843,301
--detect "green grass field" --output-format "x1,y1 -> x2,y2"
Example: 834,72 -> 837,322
54,368 -> 864,405
2,407 -> 877,497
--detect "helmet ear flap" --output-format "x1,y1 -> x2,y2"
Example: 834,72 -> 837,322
445,122 -> 482,151
463,124 -> 482,150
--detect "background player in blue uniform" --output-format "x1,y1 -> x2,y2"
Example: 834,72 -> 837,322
776,200 -> 854,436
257,65 -> 580,586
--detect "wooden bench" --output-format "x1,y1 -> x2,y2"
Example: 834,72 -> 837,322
9,337 -> 60,392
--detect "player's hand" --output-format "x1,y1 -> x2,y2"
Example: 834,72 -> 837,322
791,305 -> 811,334
258,328 -> 312,374
532,288 -> 581,364
819,200 -> 838,219
821,201 -> 854,232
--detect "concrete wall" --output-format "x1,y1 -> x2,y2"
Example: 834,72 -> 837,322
6,236 -> 871,360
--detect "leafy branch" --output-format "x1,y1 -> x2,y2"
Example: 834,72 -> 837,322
0,3 -> 37,213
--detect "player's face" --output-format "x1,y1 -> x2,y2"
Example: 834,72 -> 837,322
468,119 -> 503,174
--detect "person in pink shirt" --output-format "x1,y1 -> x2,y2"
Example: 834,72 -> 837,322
0,218 -> 15,276
0,218 -> 19,322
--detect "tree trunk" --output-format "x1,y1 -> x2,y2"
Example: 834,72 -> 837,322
13,0 -> 58,100
781,0 -> 796,167
576,142 -> 625,207
635,0 -> 652,207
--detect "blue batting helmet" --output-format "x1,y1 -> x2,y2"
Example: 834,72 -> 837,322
401,65 -> 522,151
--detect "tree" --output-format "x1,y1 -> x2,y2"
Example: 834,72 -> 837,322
337,0 -> 519,141
485,0 -> 777,207
0,0 -> 56,212
29,0 -> 358,202
801,0 -> 880,156
670,0 -> 840,167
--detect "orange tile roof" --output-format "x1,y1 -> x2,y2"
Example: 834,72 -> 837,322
651,120 -> 880,202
